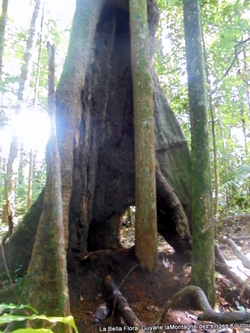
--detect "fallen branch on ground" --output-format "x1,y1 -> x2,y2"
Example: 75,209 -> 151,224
103,275 -> 144,332
231,236 -> 250,241
215,243 -> 250,298
227,238 -> 250,269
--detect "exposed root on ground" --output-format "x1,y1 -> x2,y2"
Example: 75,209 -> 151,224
103,275 -> 144,331
159,285 -> 250,325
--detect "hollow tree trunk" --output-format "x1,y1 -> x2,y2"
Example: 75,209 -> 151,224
56,0 -> 192,269
0,0 -> 192,278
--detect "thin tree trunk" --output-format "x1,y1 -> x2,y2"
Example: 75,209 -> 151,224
18,0 -> 45,101
3,135 -> 20,230
33,3 -> 44,110
27,4 -> 44,211
1,0 -> 13,224
240,105 -> 248,156
183,0 -> 215,306
242,47 -> 249,158
0,0 -> 9,79
201,26 -> 219,219
130,0 -> 158,271
243,47 -> 250,113
26,149 -> 34,211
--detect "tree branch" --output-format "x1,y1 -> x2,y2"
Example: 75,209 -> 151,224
212,37 -> 250,93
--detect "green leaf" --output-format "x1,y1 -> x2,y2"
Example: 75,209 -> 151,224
0,304 -> 38,316
0,314 -> 78,333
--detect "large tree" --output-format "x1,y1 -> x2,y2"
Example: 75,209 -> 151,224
0,0 -> 192,277
55,0 -> 192,269
0,0 -> 192,304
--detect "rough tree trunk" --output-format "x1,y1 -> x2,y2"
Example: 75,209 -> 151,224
56,0 -> 192,269
0,0 -> 192,279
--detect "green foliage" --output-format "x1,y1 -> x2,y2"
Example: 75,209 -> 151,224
0,304 -> 78,333
156,0 -> 250,217
155,0 -> 190,142
221,164 -> 250,188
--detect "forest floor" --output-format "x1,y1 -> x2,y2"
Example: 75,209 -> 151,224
69,220 -> 250,333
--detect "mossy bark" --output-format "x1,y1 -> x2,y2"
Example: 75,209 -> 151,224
183,0 -> 215,306
129,0 -> 158,271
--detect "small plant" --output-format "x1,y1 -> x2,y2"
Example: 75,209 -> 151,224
0,303 -> 78,333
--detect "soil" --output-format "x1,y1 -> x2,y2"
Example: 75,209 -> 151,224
68,223 -> 250,333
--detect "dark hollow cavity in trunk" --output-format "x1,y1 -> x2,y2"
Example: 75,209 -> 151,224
61,0 -> 192,269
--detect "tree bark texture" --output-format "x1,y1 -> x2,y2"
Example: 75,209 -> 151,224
130,0 -> 157,271
0,0 -> 192,279
56,0 -> 104,252
55,0 -> 192,268
183,0 -> 215,306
